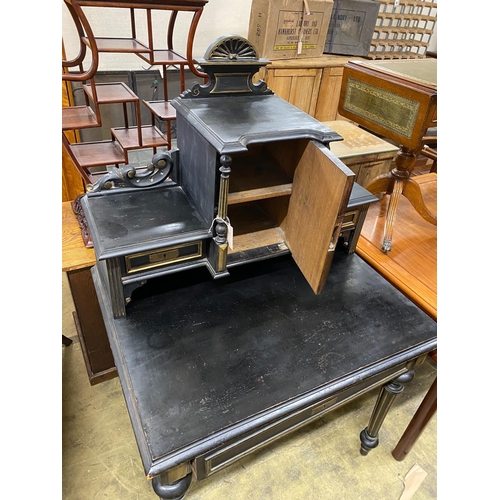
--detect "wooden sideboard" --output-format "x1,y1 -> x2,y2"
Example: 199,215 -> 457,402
62,201 -> 117,384
257,55 -> 365,121
324,120 -> 398,188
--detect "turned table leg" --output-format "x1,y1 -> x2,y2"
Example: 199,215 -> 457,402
152,472 -> 192,500
380,147 -> 415,253
360,370 -> 415,455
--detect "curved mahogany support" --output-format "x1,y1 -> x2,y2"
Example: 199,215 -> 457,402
167,10 -> 178,50
392,351 -> 437,461
402,177 -> 437,226
392,377 -> 437,461
151,473 -> 192,500
364,173 -> 393,197
63,0 -> 87,68
62,1 -> 99,82
360,370 -> 415,456
186,8 -> 207,80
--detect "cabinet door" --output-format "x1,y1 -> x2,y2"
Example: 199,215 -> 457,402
285,140 -> 355,294
266,68 -> 322,116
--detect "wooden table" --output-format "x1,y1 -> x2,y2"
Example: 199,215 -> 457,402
62,201 -> 117,384
93,251 -> 436,499
338,59 -> 437,252
356,173 -> 437,320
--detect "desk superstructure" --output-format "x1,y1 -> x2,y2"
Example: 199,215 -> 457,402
81,37 -> 436,499
81,35 -> 376,319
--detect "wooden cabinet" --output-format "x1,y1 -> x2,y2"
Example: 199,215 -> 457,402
62,202 -> 116,384
258,55 -> 364,121
324,120 -> 399,188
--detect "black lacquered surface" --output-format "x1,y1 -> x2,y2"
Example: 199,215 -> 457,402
172,94 -> 343,154
83,186 -> 210,259
95,252 -> 436,475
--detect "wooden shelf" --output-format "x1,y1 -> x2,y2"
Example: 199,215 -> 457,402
227,202 -> 288,263
228,153 -> 293,205
112,125 -> 168,150
230,227 -> 287,255
67,140 -> 126,168
83,82 -> 139,104
228,184 -> 292,205
144,100 -> 177,120
63,106 -> 99,130
83,37 -> 150,54
137,49 -> 188,66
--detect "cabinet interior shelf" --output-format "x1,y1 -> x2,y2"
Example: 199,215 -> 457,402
228,184 -> 292,205
228,150 -> 293,205
228,202 -> 288,258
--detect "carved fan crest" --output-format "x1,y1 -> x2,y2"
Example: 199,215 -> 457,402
204,35 -> 259,61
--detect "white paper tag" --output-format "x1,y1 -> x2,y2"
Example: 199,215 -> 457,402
297,41 -> 303,54
227,221 -> 234,250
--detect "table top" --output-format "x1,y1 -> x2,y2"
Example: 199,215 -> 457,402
356,173 -> 437,320
263,54 -> 364,69
62,201 -> 96,272
82,186 -> 210,261
324,120 -> 399,159
94,251 -> 436,477
352,59 -> 437,89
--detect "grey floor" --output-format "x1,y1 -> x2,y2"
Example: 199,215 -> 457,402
62,273 -> 437,500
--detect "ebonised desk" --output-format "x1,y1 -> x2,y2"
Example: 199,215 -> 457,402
93,251 -> 437,500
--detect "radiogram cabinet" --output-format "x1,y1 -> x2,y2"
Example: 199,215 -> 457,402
81,36 -> 376,318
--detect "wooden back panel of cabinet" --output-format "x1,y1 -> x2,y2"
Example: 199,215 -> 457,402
315,66 -> 345,122
259,55 -> 364,121
264,68 -> 322,116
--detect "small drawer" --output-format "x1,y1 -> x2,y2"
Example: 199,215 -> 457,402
341,209 -> 360,232
125,241 -> 203,274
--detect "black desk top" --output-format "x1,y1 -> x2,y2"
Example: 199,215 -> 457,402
94,252 -> 436,477
82,186 -> 210,260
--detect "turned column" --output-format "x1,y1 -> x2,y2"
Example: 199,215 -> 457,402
360,370 -> 415,455
381,147 -> 414,253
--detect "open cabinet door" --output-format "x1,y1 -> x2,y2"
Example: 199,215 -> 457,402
285,140 -> 355,294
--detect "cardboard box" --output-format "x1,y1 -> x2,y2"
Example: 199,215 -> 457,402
248,0 -> 334,60
324,0 -> 380,56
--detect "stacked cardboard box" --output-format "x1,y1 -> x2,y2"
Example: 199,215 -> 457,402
248,0 -> 334,60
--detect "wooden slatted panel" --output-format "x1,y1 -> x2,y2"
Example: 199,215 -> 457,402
368,0 -> 437,60
266,68 -> 322,116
